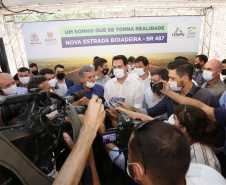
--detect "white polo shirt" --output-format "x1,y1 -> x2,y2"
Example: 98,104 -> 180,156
104,75 -> 144,108
186,163 -> 226,185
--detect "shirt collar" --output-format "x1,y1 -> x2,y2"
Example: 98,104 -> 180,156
56,79 -> 66,84
186,84 -> 198,97
113,75 -> 131,83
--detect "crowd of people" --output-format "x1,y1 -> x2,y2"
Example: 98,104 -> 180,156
0,54 -> 226,185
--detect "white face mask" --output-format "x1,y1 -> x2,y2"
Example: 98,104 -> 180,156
114,69 -> 125,79
127,162 -> 143,183
168,81 -> 182,92
85,81 -> 95,88
2,84 -> 17,95
48,78 -> 56,88
135,68 -> 146,76
202,70 -> 218,82
19,77 -> 30,84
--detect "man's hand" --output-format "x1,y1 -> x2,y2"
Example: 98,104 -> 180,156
133,115 -> 154,122
98,123 -> 106,135
72,97 -> 90,106
117,101 -> 132,111
160,81 -> 171,95
106,106 -> 117,119
82,95 -> 105,132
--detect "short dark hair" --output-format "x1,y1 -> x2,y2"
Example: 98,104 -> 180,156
13,73 -> 19,81
174,56 -> 189,62
127,56 -> 135,64
151,67 -> 169,81
130,120 -> 190,185
54,64 -> 64,71
38,68 -> 54,75
27,75 -> 47,92
135,56 -> 149,66
18,67 -> 30,74
29,63 -> 38,68
174,105 -> 218,146
94,58 -> 108,71
195,54 -> 208,63
167,59 -> 193,80
93,56 -> 99,62
222,59 -> 226,63
112,55 -> 128,66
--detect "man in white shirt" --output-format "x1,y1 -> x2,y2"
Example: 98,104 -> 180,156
94,58 -> 111,87
133,56 -> 151,92
104,55 -> 144,109
54,64 -> 74,97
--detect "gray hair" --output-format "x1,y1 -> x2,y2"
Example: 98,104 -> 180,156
79,65 -> 94,78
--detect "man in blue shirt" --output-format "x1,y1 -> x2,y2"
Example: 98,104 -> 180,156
65,65 -> 103,106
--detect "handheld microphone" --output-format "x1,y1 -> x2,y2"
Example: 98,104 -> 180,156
100,97 -> 109,110
65,90 -> 86,104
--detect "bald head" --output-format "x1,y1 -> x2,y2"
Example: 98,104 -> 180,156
205,59 -> 222,71
0,73 -> 14,89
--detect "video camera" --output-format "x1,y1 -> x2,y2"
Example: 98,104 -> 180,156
0,89 -> 88,184
101,112 -> 142,156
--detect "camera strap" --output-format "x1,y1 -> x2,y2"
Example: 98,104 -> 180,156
66,103 -> 82,143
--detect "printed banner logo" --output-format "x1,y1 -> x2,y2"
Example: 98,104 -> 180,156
172,27 -> 185,37
187,27 -> 196,38
47,32 -> 53,38
45,31 -> 57,46
30,32 -> 41,45
30,32 -> 39,42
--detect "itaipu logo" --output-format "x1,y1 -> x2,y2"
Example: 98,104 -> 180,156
47,32 -> 53,38
172,27 -> 185,37
30,32 -> 39,42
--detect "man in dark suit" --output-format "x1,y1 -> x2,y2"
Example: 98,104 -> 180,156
54,64 -> 74,97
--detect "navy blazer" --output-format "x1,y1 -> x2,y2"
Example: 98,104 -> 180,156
65,78 -> 74,89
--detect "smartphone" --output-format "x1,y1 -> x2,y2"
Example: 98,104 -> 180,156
102,132 -> 117,144
110,97 -> 125,102
109,101 -> 120,109
151,82 -> 163,93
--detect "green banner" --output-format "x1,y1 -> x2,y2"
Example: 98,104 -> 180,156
60,23 -> 168,37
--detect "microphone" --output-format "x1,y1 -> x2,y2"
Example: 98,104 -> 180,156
100,97 -> 109,110
64,90 -> 86,104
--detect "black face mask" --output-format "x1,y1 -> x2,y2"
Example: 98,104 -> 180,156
195,63 -> 201,69
32,71 -> 38,76
102,68 -> 109,75
57,73 -> 65,80
221,69 -> 226,76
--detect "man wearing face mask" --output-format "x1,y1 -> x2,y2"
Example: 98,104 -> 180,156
29,63 -> 39,76
18,67 -> 32,88
54,64 -> 74,97
117,59 -> 220,119
126,121 -> 226,185
193,54 -> 208,86
220,59 -> 226,84
134,56 -> 151,91
94,58 -> 111,87
201,59 -> 226,100
0,73 -> 28,126
65,65 -> 103,106
104,55 -> 143,109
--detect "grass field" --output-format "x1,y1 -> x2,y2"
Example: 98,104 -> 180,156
29,53 -> 196,72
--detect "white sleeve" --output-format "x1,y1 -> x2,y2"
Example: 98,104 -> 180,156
133,82 -> 144,109
109,146 -> 126,171
104,82 -> 110,102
